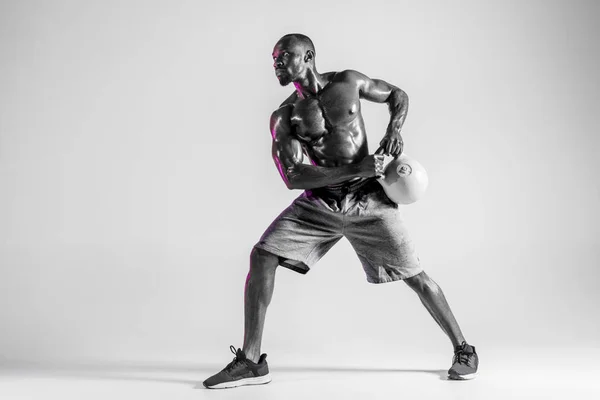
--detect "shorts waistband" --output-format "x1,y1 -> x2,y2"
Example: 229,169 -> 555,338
310,177 -> 377,197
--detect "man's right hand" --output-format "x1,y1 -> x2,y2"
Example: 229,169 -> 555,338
358,154 -> 385,178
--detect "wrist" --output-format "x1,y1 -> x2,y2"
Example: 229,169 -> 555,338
348,162 -> 363,177
388,125 -> 402,134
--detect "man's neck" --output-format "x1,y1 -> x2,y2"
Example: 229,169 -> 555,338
294,68 -> 327,98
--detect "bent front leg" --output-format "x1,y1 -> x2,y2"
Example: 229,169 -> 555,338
404,271 -> 466,348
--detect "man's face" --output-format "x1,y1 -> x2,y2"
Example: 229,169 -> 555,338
272,40 -> 307,86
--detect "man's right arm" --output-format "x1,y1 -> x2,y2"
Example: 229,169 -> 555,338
270,106 -> 381,190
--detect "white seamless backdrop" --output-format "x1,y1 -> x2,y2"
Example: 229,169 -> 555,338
1,0 -> 598,368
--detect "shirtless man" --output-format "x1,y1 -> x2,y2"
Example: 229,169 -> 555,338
203,34 -> 479,389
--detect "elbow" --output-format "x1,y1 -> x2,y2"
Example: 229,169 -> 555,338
395,88 -> 408,102
284,176 -> 300,190
386,88 -> 408,109
283,165 -> 302,190
401,89 -> 409,105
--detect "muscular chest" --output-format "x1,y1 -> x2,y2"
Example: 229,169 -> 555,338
290,84 -> 360,142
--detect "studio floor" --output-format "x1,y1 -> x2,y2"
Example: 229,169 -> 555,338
1,347 -> 599,400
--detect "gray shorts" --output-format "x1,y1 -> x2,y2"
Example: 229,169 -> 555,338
254,178 -> 422,284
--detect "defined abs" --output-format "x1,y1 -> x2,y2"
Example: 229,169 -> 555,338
307,127 -> 367,166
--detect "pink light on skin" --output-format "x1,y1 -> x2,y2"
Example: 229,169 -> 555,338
270,118 -> 294,188
242,267 -> 251,346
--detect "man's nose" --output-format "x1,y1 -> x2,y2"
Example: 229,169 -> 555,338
274,59 -> 284,68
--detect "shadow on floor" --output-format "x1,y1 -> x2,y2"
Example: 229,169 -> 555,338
269,366 -> 449,384
1,362 -> 449,388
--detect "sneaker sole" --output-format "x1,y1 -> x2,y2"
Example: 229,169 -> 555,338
448,372 -> 477,380
204,374 -> 272,389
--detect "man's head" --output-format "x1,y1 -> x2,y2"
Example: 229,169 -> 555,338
272,33 -> 316,86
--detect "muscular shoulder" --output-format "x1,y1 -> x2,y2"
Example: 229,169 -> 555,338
335,69 -> 369,86
323,70 -> 369,94
270,103 -> 294,139
269,91 -> 298,138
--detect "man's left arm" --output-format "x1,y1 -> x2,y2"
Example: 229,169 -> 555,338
347,70 -> 408,157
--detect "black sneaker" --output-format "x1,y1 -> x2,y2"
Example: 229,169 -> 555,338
203,345 -> 271,389
447,341 -> 478,380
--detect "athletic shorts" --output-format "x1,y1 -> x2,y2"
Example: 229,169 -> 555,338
254,178 -> 422,284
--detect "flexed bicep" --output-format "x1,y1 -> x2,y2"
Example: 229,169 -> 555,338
270,107 -> 304,189
272,134 -> 304,188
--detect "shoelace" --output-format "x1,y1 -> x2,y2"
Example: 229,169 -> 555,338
224,345 -> 246,372
454,351 -> 471,365
453,342 -> 474,365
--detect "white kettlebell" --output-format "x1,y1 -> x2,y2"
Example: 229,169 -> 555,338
377,152 -> 428,205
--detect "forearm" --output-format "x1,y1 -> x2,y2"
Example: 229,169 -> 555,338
387,89 -> 409,133
285,163 -> 361,190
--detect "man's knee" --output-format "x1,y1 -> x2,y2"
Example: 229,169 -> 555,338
405,271 -> 440,295
250,247 -> 279,275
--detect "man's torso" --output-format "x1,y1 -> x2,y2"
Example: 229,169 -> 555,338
284,71 -> 369,168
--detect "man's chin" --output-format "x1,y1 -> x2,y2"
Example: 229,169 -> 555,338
277,76 -> 292,86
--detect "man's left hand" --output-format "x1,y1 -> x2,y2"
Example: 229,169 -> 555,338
379,127 -> 404,157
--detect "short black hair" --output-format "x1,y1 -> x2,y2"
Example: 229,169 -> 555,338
279,33 -> 315,55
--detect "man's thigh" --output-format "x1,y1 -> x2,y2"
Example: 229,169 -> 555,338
254,193 -> 344,274
345,186 -> 423,284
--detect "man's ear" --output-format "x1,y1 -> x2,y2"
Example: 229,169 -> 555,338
304,50 -> 314,62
